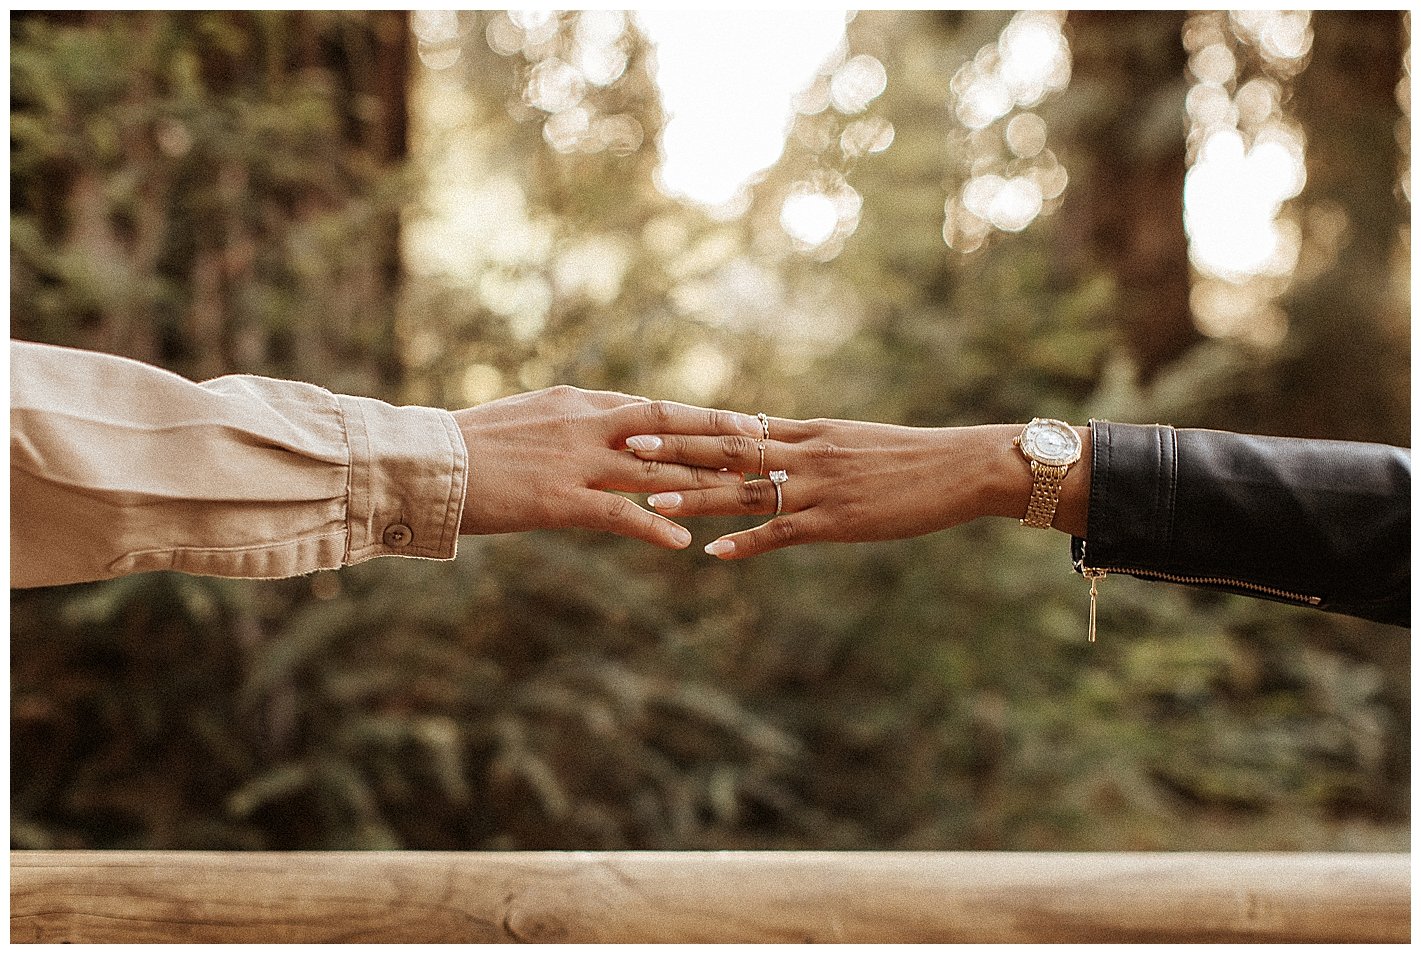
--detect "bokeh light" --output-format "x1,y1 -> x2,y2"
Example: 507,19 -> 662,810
1399,13 -> 1411,206
525,57 -> 586,113
952,11 -> 1070,131
780,192 -> 839,246
573,10 -> 629,86
830,54 -> 888,114
637,11 -> 850,211
997,11 -> 1072,104
945,11 -> 1071,251
1005,113 -> 1047,158
1184,127 -> 1305,280
478,11 -> 642,157
671,341 -> 734,402
1183,10 -> 1312,347
1232,9 -> 1314,68
840,116 -> 895,158
413,10 -> 462,70
777,172 -> 862,253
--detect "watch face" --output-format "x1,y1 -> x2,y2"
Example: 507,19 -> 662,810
1021,419 -> 1081,465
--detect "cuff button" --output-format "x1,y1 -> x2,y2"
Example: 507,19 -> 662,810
383,523 -> 413,547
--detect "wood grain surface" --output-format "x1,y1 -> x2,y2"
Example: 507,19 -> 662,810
10,850 -> 1410,943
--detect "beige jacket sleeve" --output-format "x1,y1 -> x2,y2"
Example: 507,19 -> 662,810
10,340 -> 469,588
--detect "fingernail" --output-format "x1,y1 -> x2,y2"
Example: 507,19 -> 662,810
705,539 -> 736,556
626,435 -> 662,452
648,492 -> 681,510
670,525 -> 692,547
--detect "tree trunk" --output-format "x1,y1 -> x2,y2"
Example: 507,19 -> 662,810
1060,11 -> 1196,381
1265,12 -> 1408,444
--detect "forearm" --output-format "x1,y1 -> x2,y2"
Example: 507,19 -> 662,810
10,341 -> 466,587
1077,421 -> 1409,625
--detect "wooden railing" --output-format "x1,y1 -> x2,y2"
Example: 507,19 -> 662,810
10,850 -> 1409,943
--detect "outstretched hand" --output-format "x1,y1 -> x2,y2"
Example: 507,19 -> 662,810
624,417 -> 1090,558
453,386 -> 762,549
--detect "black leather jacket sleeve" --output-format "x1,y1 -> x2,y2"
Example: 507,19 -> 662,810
1070,421 -> 1410,628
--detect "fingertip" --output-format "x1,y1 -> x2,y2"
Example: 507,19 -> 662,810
647,492 -> 682,511
669,523 -> 692,549
704,538 -> 736,558
626,435 -> 662,453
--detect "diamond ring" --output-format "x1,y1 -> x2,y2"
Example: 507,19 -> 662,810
770,469 -> 788,516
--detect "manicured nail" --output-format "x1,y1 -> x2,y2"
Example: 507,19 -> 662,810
704,539 -> 736,556
670,525 -> 692,547
648,492 -> 681,510
626,435 -> 662,452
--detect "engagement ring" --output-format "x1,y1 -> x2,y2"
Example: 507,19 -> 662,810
770,469 -> 788,516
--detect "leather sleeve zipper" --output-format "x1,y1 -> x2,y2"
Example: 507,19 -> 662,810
1075,543 -> 1323,643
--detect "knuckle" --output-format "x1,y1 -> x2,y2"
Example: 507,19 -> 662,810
720,434 -> 755,460
646,400 -> 673,428
640,457 -> 663,479
693,466 -> 728,489
736,480 -> 771,507
602,494 -> 635,523
808,441 -> 841,462
768,516 -> 798,544
836,497 -> 865,526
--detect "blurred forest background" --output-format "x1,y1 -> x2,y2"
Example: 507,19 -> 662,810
10,10 -> 1410,852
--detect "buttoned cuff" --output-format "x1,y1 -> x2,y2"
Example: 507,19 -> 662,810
335,393 -> 468,566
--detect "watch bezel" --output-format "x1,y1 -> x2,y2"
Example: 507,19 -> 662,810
1018,418 -> 1082,467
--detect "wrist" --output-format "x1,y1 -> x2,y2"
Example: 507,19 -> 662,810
965,424 -> 1038,521
976,421 -> 1091,535
1054,424 -> 1091,536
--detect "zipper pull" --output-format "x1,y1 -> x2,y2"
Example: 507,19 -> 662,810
1083,568 -> 1106,643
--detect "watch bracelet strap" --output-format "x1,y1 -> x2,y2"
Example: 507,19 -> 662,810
1021,461 -> 1068,529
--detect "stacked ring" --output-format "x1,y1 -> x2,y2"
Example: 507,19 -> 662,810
755,412 -> 771,478
752,413 -> 787,518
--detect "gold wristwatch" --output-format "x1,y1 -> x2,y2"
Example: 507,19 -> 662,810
1013,418 -> 1083,529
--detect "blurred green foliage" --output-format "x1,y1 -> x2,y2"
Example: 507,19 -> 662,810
11,11 -> 1408,852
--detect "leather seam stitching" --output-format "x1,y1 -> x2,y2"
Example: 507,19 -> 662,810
1165,425 -> 1178,562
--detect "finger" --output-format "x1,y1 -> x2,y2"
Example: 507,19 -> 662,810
608,400 -> 762,440
624,433 -> 774,472
575,388 -> 651,411
702,513 -> 815,560
646,478 -> 777,517
601,454 -> 746,492
757,415 -> 817,443
573,490 -> 694,549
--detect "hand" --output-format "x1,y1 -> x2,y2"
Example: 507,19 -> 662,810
453,386 -> 763,549
624,417 -> 1090,558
